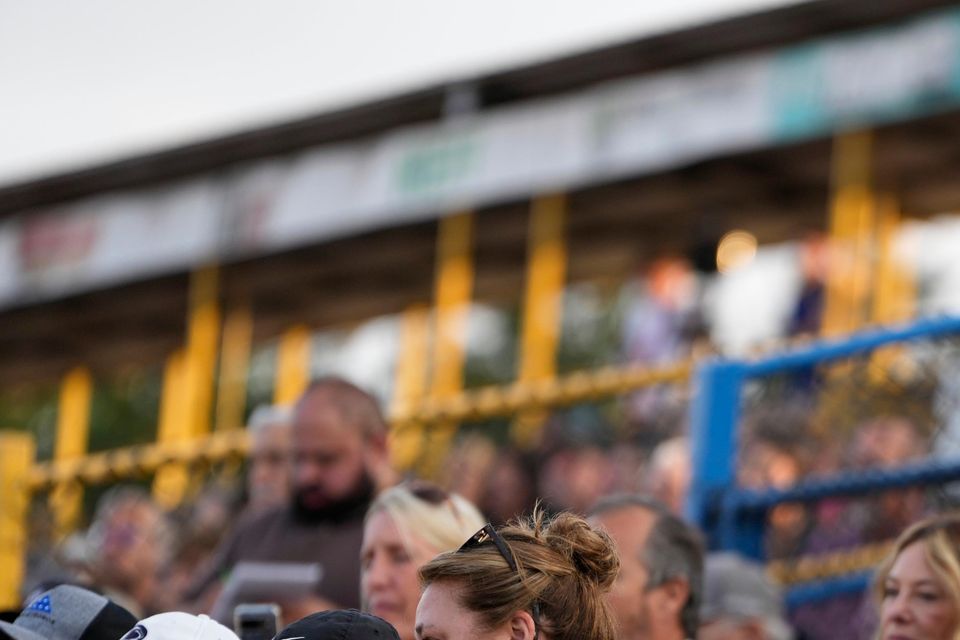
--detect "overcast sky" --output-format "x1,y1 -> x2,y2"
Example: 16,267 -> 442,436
0,0 -> 795,187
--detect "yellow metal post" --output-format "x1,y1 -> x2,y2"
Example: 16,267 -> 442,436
872,196 -> 915,325
183,266 -> 220,438
869,196 -> 916,382
153,349 -> 190,509
215,306 -> 253,431
389,303 -> 431,471
513,194 -> 567,448
823,131 -> 875,336
274,324 -> 312,406
0,431 -> 35,609
422,212 -> 474,478
49,366 -> 93,539
153,266 -> 220,509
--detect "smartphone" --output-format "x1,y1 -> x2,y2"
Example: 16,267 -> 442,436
234,603 -> 281,640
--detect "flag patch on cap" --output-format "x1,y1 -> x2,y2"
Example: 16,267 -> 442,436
27,594 -> 52,614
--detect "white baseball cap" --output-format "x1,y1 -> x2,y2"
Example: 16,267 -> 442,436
119,613 -> 240,640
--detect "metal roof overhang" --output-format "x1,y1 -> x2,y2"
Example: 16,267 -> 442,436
2,0 -> 960,387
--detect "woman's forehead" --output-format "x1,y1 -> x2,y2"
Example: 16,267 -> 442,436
890,540 -> 940,582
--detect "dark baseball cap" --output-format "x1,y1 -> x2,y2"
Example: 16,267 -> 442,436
273,610 -> 399,640
0,584 -> 137,640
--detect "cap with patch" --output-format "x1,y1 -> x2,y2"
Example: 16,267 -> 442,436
0,584 -> 137,640
275,610 -> 400,640
700,552 -> 784,622
120,613 -> 240,640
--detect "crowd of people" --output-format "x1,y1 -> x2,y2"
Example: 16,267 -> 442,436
6,375 -> 959,640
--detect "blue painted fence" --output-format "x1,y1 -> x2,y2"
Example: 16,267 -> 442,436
686,316 -> 960,606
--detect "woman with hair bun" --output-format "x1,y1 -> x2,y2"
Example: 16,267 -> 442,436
416,509 -> 620,640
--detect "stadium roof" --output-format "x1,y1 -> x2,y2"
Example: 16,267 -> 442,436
0,0 -> 951,216
3,0 -> 960,386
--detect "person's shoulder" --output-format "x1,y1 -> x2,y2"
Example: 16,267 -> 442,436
232,504 -> 292,538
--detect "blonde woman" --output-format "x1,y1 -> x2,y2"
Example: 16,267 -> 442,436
875,513 -> 960,640
361,481 -> 485,640
416,510 -> 620,640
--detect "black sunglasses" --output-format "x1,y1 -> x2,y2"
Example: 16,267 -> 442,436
458,524 -> 542,640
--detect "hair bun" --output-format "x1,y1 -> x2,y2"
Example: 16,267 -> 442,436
543,512 -> 619,590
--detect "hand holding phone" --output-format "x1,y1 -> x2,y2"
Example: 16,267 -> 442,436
234,603 -> 280,640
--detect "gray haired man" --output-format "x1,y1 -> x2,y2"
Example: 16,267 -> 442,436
699,552 -> 793,640
589,494 -> 704,640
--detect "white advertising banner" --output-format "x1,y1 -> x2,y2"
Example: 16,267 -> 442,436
3,7 -> 960,309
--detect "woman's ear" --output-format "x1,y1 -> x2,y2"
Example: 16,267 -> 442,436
506,610 -> 537,640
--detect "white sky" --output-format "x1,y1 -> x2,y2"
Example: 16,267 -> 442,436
0,0 -> 798,188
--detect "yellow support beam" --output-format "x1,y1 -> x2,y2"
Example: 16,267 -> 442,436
872,195 -> 915,325
422,212 -> 475,478
215,306 -> 253,431
30,429 -> 250,491
183,266 -> 221,438
153,350 -> 190,509
49,366 -> 93,539
274,324 -> 312,406
390,360 -> 692,427
869,196 -> 916,383
389,303 -> 431,471
153,266 -> 221,509
823,131 -> 876,336
513,194 -> 567,448
28,358 -> 691,490
0,431 -> 34,610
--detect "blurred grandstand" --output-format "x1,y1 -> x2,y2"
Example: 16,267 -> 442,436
5,0 -> 960,636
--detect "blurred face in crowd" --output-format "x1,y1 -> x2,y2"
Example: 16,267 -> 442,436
592,506 -> 686,640
248,420 -> 291,512
291,390 -> 372,518
92,499 -> 165,589
416,581 -> 533,640
540,447 -> 615,514
361,510 -> 438,640
738,441 -> 799,490
698,618 -> 764,640
851,417 -> 921,469
879,540 -> 958,640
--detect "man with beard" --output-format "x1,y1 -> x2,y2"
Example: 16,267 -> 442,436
187,377 -> 395,616
589,495 -> 704,640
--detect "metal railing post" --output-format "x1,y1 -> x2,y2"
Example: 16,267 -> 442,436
390,303 -> 431,471
49,366 -> 92,539
513,194 -> 567,449
274,325 -> 312,406
686,359 -> 745,548
0,431 -> 35,609
422,211 -> 474,478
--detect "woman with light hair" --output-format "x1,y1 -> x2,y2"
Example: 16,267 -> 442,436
874,513 -> 960,640
361,481 -> 485,640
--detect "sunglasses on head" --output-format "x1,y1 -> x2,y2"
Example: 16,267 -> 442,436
458,524 -> 541,640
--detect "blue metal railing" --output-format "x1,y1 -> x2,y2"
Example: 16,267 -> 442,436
686,316 -> 960,606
